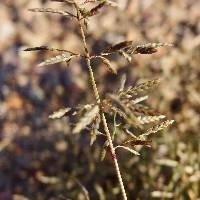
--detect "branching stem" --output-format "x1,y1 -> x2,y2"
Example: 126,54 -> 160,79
74,3 -> 127,200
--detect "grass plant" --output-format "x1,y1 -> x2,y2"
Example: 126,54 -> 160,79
25,1 -> 174,199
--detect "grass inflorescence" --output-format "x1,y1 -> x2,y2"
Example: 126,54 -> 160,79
25,1 -> 174,199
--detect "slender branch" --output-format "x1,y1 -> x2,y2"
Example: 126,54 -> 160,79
74,2 -> 127,199
75,3 -> 100,104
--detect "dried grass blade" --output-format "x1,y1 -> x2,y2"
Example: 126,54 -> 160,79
28,8 -> 72,17
115,145 -> 140,156
49,107 -> 71,119
73,105 -> 99,134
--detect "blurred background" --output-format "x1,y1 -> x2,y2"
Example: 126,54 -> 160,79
0,0 -> 199,199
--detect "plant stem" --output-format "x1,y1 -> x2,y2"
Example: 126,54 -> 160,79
75,4 -> 127,200
101,112 -> 128,200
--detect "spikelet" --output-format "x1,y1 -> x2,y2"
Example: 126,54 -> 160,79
106,94 -> 140,124
151,191 -> 174,198
105,94 -> 141,126
83,1 -> 106,17
155,159 -> 178,167
38,54 -> 75,67
83,0 -> 97,3
137,115 -> 166,125
111,106 -> 128,120
103,42 -> 173,55
118,74 -> 126,93
83,0 -> 118,7
123,138 -> 152,146
103,41 -> 133,54
121,128 -> 138,139
51,0 -> 83,3
100,140 -> 109,161
121,96 -> 148,109
105,0 -> 118,7
118,79 -> 160,97
90,129 -> 97,146
132,95 -> 148,104
51,0 -> 74,2
49,108 -> 71,119
102,99 -> 128,120
130,104 -> 161,116
131,43 -> 173,55
101,98 -> 112,113
51,0 -> 87,5
90,114 -> 101,146
129,79 -> 160,94
141,120 -> 175,137
24,46 -> 50,51
73,105 -> 99,134
97,56 -> 117,74
28,8 -> 72,17
24,46 -> 77,54
119,50 -> 132,63
72,104 -> 94,116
